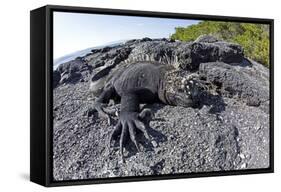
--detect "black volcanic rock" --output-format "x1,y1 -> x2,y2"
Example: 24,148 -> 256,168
199,61 -> 269,109
52,36 -> 270,181
53,70 -> 61,88
175,38 -> 244,70
194,34 -> 219,43
101,46 -> 112,53
57,59 -> 93,84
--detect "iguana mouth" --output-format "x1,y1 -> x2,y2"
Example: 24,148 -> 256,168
172,92 -> 194,107
164,77 -> 205,107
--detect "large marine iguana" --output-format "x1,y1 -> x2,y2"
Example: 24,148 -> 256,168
87,61 -> 204,161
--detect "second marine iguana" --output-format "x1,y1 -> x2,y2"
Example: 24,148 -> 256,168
87,61 -> 204,161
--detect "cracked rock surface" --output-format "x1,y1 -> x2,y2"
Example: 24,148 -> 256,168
53,36 -> 270,181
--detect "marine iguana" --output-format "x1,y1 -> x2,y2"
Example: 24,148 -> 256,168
88,61 -> 203,161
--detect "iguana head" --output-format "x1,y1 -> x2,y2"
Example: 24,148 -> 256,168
160,70 -> 201,107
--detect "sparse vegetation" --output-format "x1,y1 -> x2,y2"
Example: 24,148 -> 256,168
171,21 -> 270,67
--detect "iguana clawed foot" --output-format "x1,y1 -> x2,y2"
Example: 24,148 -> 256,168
86,101 -> 117,125
108,110 -> 155,162
87,103 -> 155,162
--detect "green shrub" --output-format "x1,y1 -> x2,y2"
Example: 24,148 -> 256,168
170,21 -> 270,67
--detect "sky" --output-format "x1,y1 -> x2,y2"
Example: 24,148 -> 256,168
53,12 -> 200,59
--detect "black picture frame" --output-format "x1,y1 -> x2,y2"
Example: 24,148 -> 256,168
30,4 -> 274,187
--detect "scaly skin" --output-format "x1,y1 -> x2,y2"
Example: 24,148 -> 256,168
88,61 -> 201,162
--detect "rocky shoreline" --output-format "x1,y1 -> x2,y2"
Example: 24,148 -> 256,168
53,36 -> 269,181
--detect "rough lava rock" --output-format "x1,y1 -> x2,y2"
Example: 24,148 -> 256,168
53,36 -> 270,180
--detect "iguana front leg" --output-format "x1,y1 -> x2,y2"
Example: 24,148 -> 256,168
108,92 -> 153,162
87,84 -> 117,124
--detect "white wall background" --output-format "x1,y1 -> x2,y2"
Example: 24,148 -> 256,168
0,0 -> 279,191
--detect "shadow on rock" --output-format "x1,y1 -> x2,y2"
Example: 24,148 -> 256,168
123,120 -> 168,159
196,90 -> 227,114
229,58 -> 253,68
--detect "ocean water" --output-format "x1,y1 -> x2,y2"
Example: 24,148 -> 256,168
53,40 -> 127,70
